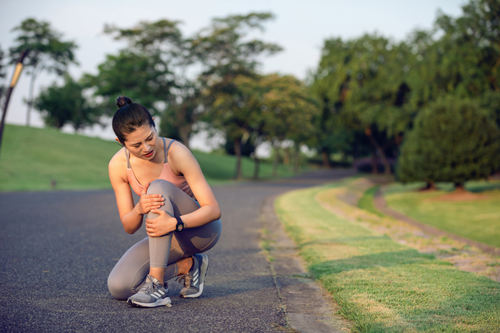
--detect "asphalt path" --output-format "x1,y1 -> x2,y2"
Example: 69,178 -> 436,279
0,169 -> 353,332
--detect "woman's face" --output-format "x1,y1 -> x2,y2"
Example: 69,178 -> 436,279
123,124 -> 159,161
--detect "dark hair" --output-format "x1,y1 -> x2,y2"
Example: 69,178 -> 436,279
112,96 -> 155,143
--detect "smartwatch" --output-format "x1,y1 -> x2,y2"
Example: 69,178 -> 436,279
175,216 -> 185,232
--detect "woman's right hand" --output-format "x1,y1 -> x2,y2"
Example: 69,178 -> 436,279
135,187 -> 164,215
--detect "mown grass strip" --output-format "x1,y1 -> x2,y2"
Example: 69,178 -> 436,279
0,124 -> 296,191
383,183 -> 500,248
275,184 -> 500,332
357,185 -> 384,217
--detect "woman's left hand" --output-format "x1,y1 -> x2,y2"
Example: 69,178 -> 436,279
145,210 -> 176,237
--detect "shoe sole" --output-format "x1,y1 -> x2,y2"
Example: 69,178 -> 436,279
128,297 -> 172,308
182,254 -> 208,298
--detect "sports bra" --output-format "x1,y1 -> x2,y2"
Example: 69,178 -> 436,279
125,137 -> 193,198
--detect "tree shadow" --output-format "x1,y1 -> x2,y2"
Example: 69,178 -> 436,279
298,235 -> 393,249
309,249 -> 434,277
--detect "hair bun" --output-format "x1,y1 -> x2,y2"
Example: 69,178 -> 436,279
116,96 -> 133,108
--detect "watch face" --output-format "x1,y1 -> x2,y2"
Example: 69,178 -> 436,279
177,223 -> 184,232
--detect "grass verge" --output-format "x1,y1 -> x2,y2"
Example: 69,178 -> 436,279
0,124 -> 297,191
357,185 -> 383,217
383,182 -> 500,248
275,184 -> 500,332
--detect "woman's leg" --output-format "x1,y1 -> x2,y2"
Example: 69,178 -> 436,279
107,217 -> 222,300
146,179 -> 200,281
163,218 -> 222,280
107,237 -> 149,300
108,179 -> 222,301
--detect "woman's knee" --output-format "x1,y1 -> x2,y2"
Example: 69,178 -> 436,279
107,272 -> 133,300
147,179 -> 176,196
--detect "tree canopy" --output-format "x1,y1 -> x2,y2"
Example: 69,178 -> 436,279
397,97 -> 500,187
35,74 -> 101,131
309,0 -> 500,181
9,18 -> 78,126
7,0 -> 499,183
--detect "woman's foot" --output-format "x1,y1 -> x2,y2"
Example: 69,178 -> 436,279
179,254 -> 209,298
127,275 -> 171,308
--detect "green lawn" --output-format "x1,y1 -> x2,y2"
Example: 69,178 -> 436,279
383,182 -> 500,248
0,124 -> 296,191
357,185 -> 384,217
275,184 -> 500,332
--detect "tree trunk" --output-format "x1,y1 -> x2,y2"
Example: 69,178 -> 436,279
454,182 -> 466,192
252,154 -> 260,180
179,124 -> 191,149
365,127 -> 391,174
176,104 -> 193,148
272,145 -> 279,177
27,72 -> 37,127
234,138 -> 242,180
420,182 -> 436,191
283,147 -> 290,166
371,151 -> 379,174
321,148 -> 330,168
293,144 -> 300,174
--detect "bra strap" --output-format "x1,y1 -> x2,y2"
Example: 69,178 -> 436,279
124,149 -> 131,168
164,138 -> 175,163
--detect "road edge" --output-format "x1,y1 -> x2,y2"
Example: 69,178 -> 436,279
259,194 -> 351,333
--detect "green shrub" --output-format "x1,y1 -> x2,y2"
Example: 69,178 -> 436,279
397,96 -> 500,188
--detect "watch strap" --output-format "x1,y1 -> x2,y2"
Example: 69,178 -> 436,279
175,215 -> 184,231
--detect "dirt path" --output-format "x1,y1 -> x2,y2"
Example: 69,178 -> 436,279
322,177 -> 500,282
373,186 -> 500,256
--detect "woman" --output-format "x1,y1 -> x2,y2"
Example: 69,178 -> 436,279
107,96 -> 222,308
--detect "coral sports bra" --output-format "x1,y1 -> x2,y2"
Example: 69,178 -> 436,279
125,137 -> 193,197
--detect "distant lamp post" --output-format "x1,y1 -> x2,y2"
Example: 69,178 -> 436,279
0,49 -> 30,155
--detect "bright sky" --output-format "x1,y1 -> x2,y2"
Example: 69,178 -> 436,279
1,0 -> 465,142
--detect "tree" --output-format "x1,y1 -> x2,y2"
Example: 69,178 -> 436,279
213,73 -> 318,179
84,50 -> 175,116
397,96 -> 500,190
254,74 -> 318,176
407,0 -> 500,109
0,45 -> 7,103
159,83 -> 202,146
193,12 -> 282,179
312,35 -> 413,173
34,74 -> 100,131
103,19 -> 201,145
9,18 -> 78,126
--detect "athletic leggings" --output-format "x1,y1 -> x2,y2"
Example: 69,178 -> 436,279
107,179 -> 222,300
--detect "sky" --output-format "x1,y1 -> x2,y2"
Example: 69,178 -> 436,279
0,0 -> 466,146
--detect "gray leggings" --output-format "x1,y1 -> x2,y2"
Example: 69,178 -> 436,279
107,179 -> 222,300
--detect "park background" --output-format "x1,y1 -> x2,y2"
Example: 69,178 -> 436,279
0,0 -> 499,332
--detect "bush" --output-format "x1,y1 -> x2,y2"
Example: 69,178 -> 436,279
397,96 -> 500,188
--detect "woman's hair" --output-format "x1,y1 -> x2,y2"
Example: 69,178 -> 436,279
112,96 -> 155,143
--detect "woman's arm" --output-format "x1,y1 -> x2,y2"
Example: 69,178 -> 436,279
108,153 -> 164,234
143,142 -> 221,237
169,142 -> 221,228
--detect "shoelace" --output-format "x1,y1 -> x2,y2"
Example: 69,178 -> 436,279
175,274 -> 192,288
138,276 -> 164,294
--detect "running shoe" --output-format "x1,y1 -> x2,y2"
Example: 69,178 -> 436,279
179,254 -> 208,298
127,275 -> 171,308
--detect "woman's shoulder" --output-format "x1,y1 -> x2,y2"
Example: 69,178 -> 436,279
108,147 -> 127,173
166,139 -> 196,173
167,138 -> 192,159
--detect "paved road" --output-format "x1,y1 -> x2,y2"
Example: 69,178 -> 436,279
0,169 -> 353,332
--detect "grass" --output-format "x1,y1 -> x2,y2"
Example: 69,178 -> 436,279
275,184 -> 500,332
0,124 -> 297,191
383,182 -> 500,248
357,185 -> 384,217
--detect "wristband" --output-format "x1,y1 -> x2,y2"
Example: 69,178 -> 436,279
175,216 -> 185,232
